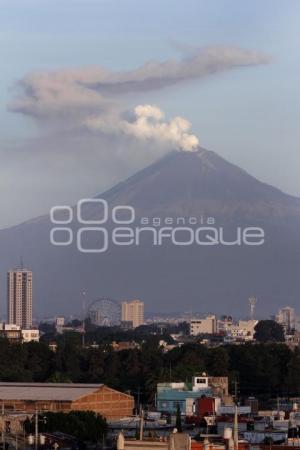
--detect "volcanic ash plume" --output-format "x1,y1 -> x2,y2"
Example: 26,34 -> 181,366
8,45 -> 269,152
84,104 -> 199,152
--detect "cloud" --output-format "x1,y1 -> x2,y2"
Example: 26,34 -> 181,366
84,104 -> 199,152
9,46 -> 270,119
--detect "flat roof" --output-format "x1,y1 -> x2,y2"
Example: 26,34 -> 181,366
0,383 -> 104,401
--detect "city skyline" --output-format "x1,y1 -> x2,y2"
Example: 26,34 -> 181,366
2,265 -> 296,330
0,3 -> 299,448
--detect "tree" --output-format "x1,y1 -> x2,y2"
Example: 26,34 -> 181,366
39,411 -> 107,442
207,347 -> 229,376
46,371 -> 72,383
254,320 -> 285,343
175,403 -> 182,433
287,347 -> 300,395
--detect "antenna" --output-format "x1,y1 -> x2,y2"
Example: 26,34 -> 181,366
82,289 -> 86,317
249,297 -> 257,320
233,380 -> 239,450
19,256 -> 24,270
82,290 -> 86,347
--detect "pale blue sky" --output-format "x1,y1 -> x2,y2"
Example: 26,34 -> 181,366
0,0 -> 300,227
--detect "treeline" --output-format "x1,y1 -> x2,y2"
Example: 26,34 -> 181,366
39,320 -> 190,344
0,334 -> 300,403
24,411 -> 107,441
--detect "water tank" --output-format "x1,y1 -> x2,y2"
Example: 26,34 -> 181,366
117,431 -> 125,450
224,427 -> 233,440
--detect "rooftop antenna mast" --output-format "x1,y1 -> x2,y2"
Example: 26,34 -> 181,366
19,256 -> 24,270
249,297 -> 257,320
82,290 -> 86,347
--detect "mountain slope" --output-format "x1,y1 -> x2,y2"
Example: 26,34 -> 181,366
94,148 -> 300,224
0,148 -> 299,318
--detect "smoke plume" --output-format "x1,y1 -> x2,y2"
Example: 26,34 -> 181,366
84,104 -> 199,152
9,45 -> 270,115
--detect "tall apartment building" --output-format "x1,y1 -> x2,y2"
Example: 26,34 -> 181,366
7,269 -> 33,329
121,300 -> 144,328
276,306 -> 295,333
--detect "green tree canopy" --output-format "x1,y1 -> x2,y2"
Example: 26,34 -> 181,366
39,411 -> 107,442
254,320 -> 285,343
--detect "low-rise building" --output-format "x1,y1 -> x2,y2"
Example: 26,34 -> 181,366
226,320 -> 258,341
156,379 -> 211,415
159,340 -> 183,353
111,341 -> 140,351
156,374 -> 228,415
0,323 -> 21,343
190,316 -> 217,335
21,329 -> 40,343
0,323 -> 40,343
216,318 -> 258,341
0,382 -> 134,420
286,331 -> 300,349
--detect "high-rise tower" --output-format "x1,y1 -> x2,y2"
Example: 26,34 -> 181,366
121,300 -> 144,328
7,268 -> 33,329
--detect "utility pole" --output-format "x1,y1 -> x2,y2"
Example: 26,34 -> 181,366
139,409 -> 144,441
233,381 -> 239,450
234,380 -> 238,404
137,386 -> 141,414
35,407 -> 38,450
234,405 -> 239,450
2,403 -> 5,448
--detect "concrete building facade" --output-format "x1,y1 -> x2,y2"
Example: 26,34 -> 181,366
276,307 -> 296,333
7,269 -> 33,329
190,315 -> 217,335
121,300 -> 144,328
21,329 -> 40,343
0,323 -> 39,343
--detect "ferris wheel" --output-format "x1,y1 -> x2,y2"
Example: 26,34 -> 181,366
87,298 -> 121,326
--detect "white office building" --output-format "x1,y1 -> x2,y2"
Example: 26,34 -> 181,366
190,315 -> 217,335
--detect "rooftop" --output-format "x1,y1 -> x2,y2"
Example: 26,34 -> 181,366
0,382 -> 104,401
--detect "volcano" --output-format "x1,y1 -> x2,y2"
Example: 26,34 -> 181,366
1,148 -> 300,318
